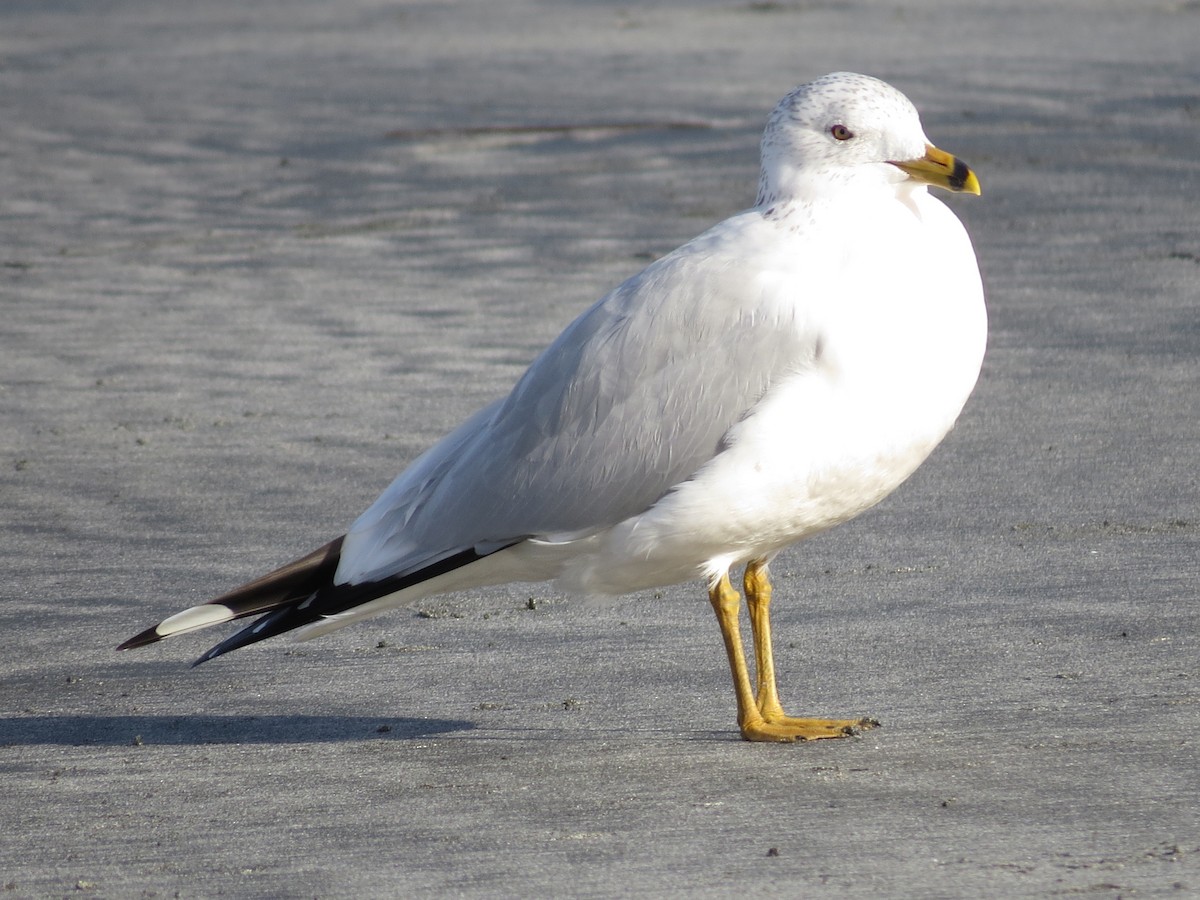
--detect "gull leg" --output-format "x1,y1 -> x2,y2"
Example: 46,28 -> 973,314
708,574 -> 766,739
742,558 -> 878,740
743,558 -> 786,720
709,572 -> 831,742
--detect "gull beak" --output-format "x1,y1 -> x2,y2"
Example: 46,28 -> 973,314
890,143 -> 981,195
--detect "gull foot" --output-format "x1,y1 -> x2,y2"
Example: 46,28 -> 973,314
740,716 -> 879,743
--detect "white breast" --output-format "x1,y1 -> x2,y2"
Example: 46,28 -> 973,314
557,187 -> 986,595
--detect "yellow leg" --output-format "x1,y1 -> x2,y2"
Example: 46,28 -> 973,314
744,558 -> 786,720
708,574 -> 770,738
707,561 -> 877,742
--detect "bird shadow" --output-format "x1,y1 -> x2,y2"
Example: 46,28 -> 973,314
0,714 -> 474,746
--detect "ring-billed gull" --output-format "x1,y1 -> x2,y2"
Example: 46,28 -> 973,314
119,72 -> 986,743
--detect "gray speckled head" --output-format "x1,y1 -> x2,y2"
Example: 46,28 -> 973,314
756,72 -> 930,207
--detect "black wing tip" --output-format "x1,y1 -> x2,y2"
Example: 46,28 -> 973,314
117,621 -> 249,666
122,539 -> 509,663
116,625 -> 164,652
190,604 -> 307,668
116,537 -> 348,660
190,648 -> 221,668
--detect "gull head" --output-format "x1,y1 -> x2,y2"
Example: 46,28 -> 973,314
756,72 -> 979,207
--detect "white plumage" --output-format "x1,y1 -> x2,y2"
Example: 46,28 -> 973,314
121,72 -> 986,742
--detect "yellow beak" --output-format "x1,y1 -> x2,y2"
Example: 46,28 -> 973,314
891,143 -> 980,195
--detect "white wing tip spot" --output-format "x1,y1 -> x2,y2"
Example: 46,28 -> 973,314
156,604 -> 236,638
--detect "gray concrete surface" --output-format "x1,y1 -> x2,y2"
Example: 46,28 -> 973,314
2,1 -> 1197,896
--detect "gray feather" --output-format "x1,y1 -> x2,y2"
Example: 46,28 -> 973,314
339,213 -> 819,584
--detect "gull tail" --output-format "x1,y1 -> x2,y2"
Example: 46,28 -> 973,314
116,538 -> 520,667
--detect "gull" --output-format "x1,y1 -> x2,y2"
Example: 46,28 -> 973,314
119,72 -> 986,743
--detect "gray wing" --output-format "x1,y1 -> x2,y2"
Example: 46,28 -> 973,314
338,213 -> 819,584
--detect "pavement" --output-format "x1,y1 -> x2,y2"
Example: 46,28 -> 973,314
1,1 -> 1197,897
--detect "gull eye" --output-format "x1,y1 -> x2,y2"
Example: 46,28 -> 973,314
830,124 -> 854,141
